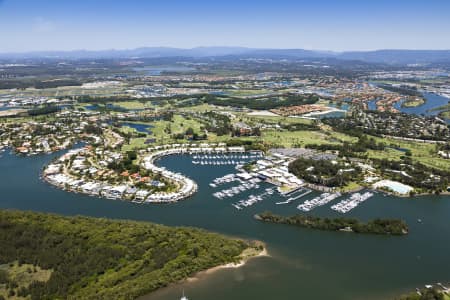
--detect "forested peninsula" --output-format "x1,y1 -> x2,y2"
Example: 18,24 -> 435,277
0,210 -> 262,300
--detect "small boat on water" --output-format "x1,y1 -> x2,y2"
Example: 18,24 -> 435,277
232,203 -> 242,210
181,290 -> 188,300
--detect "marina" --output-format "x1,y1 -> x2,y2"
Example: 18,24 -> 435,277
192,153 -> 262,166
331,192 -> 374,213
275,188 -> 312,205
231,187 -> 275,210
213,182 -> 260,199
41,143 -> 262,203
297,192 -> 342,211
210,174 -> 241,187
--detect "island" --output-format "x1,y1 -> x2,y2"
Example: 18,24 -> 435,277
255,211 -> 408,235
0,210 -> 264,299
401,98 -> 425,108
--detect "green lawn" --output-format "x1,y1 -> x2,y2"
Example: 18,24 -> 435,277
261,130 -> 354,148
241,114 -> 314,125
121,115 -> 206,151
227,89 -> 273,97
338,181 -> 363,193
114,101 -> 150,110
368,135 -> 450,171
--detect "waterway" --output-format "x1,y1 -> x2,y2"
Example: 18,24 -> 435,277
120,122 -> 154,134
0,151 -> 449,300
367,88 -> 450,122
394,92 -> 449,118
85,103 -> 129,112
0,106 -> 21,111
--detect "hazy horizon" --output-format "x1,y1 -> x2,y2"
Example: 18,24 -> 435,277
1,46 -> 450,55
1,0 -> 450,53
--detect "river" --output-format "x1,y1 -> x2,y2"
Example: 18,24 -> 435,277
394,92 -> 450,118
0,151 -> 449,300
367,87 -> 450,122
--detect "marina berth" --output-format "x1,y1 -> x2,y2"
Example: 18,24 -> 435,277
331,191 -> 374,213
42,142 -> 315,205
297,192 -> 341,211
276,188 -> 312,205
42,143 -> 249,203
231,187 -> 275,210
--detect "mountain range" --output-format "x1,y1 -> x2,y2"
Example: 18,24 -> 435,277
1,47 -> 450,65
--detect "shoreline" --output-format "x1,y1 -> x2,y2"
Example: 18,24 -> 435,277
138,242 -> 268,299
42,143 -> 255,203
187,242 -> 269,282
389,190 -> 450,198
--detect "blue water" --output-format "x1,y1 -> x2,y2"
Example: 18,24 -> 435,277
394,92 -> 450,118
120,122 -> 153,134
85,104 -> 128,112
316,111 -> 347,119
328,103 -> 350,111
313,103 -> 348,119
367,98 -> 379,111
209,91 -> 227,96
0,106 -> 20,111
366,92 -> 450,123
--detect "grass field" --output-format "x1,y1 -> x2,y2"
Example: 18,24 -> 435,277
338,181 -> 363,193
121,115 -> 206,151
227,89 -> 273,97
368,135 -> 450,171
114,101 -> 150,110
0,85 -> 128,98
261,129 -> 355,148
241,114 -> 313,125
111,110 -> 450,174
178,103 -> 218,112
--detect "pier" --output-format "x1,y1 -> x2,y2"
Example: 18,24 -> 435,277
276,188 -> 312,205
331,191 -> 374,213
297,192 -> 342,212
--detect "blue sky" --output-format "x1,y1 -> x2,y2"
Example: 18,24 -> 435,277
0,0 -> 449,52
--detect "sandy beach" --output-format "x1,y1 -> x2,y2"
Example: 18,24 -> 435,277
187,244 -> 269,282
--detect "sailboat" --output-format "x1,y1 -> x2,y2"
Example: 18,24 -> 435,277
181,289 -> 188,300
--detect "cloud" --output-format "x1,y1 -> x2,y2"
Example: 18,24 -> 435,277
32,17 -> 55,33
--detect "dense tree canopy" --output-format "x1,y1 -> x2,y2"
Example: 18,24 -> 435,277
0,210 -> 249,300
256,211 -> 408,235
